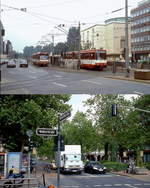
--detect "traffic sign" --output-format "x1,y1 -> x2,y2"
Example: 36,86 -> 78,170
36,128 -> 58,136
59,111 -> 71,122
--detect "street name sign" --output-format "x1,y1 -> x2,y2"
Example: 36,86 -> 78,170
36,128 -> 58,136
59,110 -> 71,122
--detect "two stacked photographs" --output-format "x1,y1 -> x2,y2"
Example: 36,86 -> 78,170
0,0 -> 150,188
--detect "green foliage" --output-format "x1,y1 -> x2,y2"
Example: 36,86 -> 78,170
102,161 -> 128,172
61,111 -> 100,153
144,162 -> 150,170
0,95 -> 71,152
67,27 -> 80,51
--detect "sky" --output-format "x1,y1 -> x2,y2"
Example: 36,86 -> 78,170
68,94 -> 138,120
1,0 -> 138,52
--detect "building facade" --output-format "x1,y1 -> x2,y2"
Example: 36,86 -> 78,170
131,0 -> 150,63
0,20 -> 5,58
81,17 -> 131,61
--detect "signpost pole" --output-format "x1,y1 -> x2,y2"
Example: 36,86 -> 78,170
26,130 -> 33,179
28,137 -> 31,178
57,118 -> 61,188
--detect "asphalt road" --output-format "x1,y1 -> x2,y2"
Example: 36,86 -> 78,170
46,173 -> 150,188
1,63 -> 150,94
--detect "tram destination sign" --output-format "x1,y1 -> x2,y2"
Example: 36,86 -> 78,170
36,128 -> 58,136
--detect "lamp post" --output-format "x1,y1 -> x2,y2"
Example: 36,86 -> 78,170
125,0 -> 130,77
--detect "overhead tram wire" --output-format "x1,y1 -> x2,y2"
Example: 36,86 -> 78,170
1,4 -> 74,24
26,0 -> 85,8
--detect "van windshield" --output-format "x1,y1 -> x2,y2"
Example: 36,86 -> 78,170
65,154 -> 81,161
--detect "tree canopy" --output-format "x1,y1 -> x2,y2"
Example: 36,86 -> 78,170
0,95 -> 71,152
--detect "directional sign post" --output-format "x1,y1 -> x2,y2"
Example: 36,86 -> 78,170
57,110 -> 71,188
59,111 -> 71,122
36,128 -> 58,136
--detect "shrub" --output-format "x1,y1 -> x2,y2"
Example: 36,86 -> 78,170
144,162 -> 150,170
101,161 -> 128,172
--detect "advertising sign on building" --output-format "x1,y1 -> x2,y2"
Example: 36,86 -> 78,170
7,152 -> 22,174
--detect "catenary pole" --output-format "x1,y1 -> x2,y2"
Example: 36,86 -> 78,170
125,0 -> 130,77
77,21 -> 81,70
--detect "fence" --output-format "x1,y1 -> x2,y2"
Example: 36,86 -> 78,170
0,177 -> 40,188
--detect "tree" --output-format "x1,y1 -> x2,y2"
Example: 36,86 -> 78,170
85,95 -> 132,161
0,95 -> 71,152
67,27 -> 80,51
54,42 -> 68,55
61,111 -> 99,153
121,95 -> 150,166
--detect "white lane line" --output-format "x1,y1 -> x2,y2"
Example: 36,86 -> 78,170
144,183 -> 150,186
124,184 -> 138,188
82,80 -> 102,85
53,82 -> 67,87
29,76 -> 37,79
134,91 -> 144,95
104,185 -> 112,186
55,75 -> 63,78
63,186 -> 79,188
134,184 -> 141,186
114,184 -> 122,186
94,185 -> 102,187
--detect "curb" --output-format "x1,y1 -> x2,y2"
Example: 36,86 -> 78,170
104,76 -> 150,84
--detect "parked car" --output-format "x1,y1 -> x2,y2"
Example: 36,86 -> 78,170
19,59 -> 28,67
7,60 -> 16,68
84,161 -> 107,174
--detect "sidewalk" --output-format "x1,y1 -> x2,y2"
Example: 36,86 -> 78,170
113,170 -> 150,182
48,65 -> 150,84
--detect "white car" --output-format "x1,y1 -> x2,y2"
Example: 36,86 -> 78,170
19,59 -> 28,67
7,60 -> 16,68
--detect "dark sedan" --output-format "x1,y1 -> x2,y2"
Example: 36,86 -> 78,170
84,161 -> 107,174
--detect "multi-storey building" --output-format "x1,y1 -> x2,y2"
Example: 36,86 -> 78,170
81,17 -> 131,61
131,0 -> 150,63
0,20 -> 5,58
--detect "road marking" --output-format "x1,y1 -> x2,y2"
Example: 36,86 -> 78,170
94,185 -> 102,187
134,184 -> 141,186
63,186 -> 79,188
55,75 -> 63,78
114,184 -> 122,186
53,82 -> 67,87
104,184 -> 112,186
124,184 -> 138,188
144,183 -> 150,186
134,91 -> 144,95
82,80 -> 102,85
30,76 -> 37,79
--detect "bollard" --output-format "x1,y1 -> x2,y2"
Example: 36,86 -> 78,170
48,185 -> 55,188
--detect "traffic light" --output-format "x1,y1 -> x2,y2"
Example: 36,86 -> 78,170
53,135 -> 65,151
112,104 -> 117,116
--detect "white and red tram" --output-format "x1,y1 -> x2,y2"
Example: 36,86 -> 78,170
62,49 -> 107,70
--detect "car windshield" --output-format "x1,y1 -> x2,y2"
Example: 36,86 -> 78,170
92,162 -> 103,168
8,61 -> 15,64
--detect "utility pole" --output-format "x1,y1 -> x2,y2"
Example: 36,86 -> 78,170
125,0 -> 130,77
57,118 -> 61,188
77,21 -> 81,70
